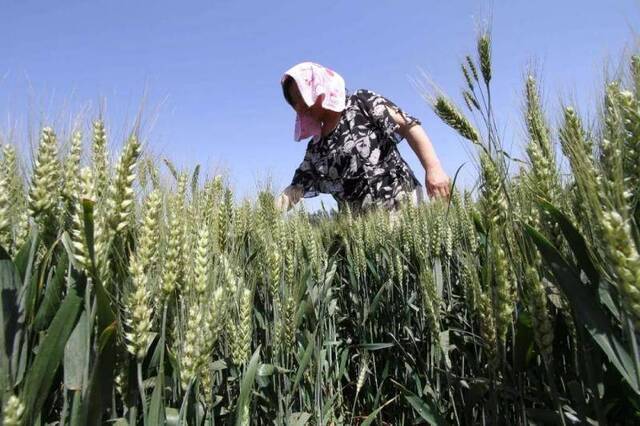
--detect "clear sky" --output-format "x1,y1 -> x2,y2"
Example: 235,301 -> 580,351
1,1 -> 638,210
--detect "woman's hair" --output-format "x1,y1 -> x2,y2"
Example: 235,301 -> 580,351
281,75 -> 295,106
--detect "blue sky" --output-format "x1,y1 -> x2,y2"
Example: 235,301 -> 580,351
1,1 -> 638,210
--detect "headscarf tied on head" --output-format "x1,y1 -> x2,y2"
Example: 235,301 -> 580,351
281,62 -> 346,142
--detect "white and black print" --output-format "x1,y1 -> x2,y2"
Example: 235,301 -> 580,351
291,89 -> 422,212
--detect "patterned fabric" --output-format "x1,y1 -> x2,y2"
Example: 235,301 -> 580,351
281,62 -> 347,142
291,89 -> 423,212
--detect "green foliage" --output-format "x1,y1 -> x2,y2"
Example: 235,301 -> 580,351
1,33 -> 640,426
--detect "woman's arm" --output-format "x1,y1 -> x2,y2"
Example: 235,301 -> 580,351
387,107 -> 451,199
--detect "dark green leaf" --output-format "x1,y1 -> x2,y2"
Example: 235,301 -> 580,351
356,342 -> 394,351
148,305 -> 168,426
235,346 -> 261,426
364,281 -> 391,325
64,309 -> 88,390
525,223 -> 640,394
21,282 -> 84,424
538,200 -> 620,320
33,252 -> 68,331
538,200 -> 600,286
396,384 -> 445,425
292,334 -> 316,394
81,323 -> 117,426
13,232 -> 38,283
0,247 -> 21,394
361,396 -> 399,426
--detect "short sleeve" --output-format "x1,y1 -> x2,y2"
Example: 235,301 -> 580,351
291,144 -> 319,198
355,89 -> 421,143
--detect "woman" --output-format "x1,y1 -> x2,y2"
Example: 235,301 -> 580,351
276,62 -> 450,213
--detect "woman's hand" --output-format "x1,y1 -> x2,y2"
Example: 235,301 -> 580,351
275,185 -> 304,211
425,165 -> 451,199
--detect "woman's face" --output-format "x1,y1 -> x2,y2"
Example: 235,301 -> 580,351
286,81 -> 324,121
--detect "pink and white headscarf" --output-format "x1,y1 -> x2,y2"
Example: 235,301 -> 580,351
281,62 -> 346,142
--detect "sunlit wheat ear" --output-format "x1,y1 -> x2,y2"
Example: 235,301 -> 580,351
304,227 -> 322,280
2,145 -> 29,250
62,130 -> 83,202
125,254 -> 153,360
399,204 -> 413,255
268,243 -> 282,301
451,190 -> 466,247
161,197 -> 184,299
559,106 -> 603,231
429,210 -> 442,257
524,75 -> 559,202
631,55 -> 640,102
524,266 -> 554,364
477,32 -> 491,85
234,199 -> 251,240
461,191 -> 479,253
601,82 -> 627,206
356,220 -> 368,279
70,167 -> 95,272
601,210 -> 640,327
466,55 -> 479,83
489,233 -> 516,346
461,258 -> 482,315
232,288 -> 253,365
137,190 -> 162,269
193,224 -> 210,297
393,251 -> 404,284
107,135 -> 140,233
93,207 -> 114,285
419,266 -> 440,340
480,153 -> 508,228
2,394 -> 24,426
217,187 -> 233,252
461,63 -> 475,92
463,90 -> 480,112
199,362 -> 215,407
444,223 -> 453,259
478,290 -> 497,368
92,119 -> 109,198
146,158 -> 160,190
180,303 -> 204,390
281,294 -> 297,350
432,96 -> 481,144
285,245 -> 295,291
0,173 -> 11,250
615,89 -> 640,202
355,350 -> 370,397
28,127 -> 60,220
203,287 -> 227,353
2,145 -> 25,209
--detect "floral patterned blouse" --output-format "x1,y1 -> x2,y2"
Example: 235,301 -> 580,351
291,89 -> 422,212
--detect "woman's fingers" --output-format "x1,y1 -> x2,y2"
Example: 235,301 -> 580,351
286,186 -> 302,206
278,185 -> 304,211
425,166 -> 452,200
441,184 -> 451,199
275,193 -> 289,211
428,183 -> 450,200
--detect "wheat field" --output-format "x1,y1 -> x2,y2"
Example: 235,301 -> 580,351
0,34 -> 639,425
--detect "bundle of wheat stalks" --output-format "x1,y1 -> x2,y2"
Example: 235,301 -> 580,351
0,34 -> 639,425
